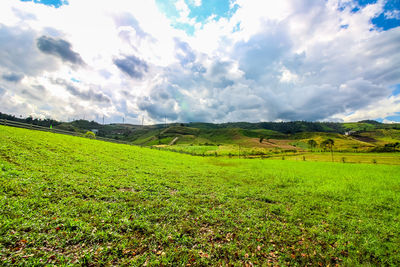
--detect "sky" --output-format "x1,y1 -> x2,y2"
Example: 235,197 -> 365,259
0,0 -> 399,124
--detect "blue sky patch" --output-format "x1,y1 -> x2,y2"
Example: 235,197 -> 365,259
343,0 -> 400,31
233,22 -> 241,32
174,22 -> 195,35
186,0 -> 238,23
391,84 -> 400,96
373,0 -> 400,30
20,0 -> 68,8
337,0 -> 376,12
155,0 -> 180,19
383,113 -> 400,122
372,12 -> 400,30
355,0 -> 377,7
364,0 -> 399,30
156,0 -> 238,34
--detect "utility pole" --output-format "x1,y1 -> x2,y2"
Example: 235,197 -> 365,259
122,117 -> 124,124
102,116 -> 104,125
164,115 -> 167,128
142,116 -> 144,128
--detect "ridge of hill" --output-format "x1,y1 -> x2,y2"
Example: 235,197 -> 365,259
2,112 -> 400,153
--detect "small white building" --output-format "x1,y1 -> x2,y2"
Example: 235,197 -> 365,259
91,129 -> 99,135
344,131 -> 355,136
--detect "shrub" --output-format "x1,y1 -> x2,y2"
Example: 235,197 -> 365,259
84,131 -> 96,139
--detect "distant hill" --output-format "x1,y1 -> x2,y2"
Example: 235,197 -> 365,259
54,118 -> 399,152
1,112 -> 399,152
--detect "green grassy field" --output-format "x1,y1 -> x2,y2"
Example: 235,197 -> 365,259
1,125 -> 400,265
158,144 -> 400,165
266,152 -> 400,165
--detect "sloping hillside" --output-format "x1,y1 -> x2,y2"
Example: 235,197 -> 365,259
2,112 -> 400,152
1,125 -> 400,265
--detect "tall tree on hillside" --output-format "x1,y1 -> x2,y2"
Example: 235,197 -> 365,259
321,138 -> 334,161
307,139 -> 317,150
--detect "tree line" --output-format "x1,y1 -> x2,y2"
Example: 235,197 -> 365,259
0,112 -> 60,128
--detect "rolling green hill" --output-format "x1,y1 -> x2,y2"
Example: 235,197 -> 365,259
0,125 -> 400,265
2,112 -> 400,153
127,125 -> 400,156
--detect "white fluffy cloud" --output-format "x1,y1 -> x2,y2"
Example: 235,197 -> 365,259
0,0 -> 399,123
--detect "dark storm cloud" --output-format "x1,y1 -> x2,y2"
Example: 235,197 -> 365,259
271,79 -> 391,121
136,84 -> 180,121
37,36 -> 84,65
113,55 -> 148,79
51,78 -> 110,103
2,83 -> 49,103
233,27 -> 292,81
137,96 -> 178,121
0,24 -> 59,76
2,72 -> 24,82
208,60 -> 235,88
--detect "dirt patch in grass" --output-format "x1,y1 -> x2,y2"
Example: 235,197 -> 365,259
267,139 -> 301,150
352,135 -> 377,143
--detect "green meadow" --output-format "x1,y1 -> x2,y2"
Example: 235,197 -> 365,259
265,152 -> 400,165
1,125 -> 400,265
155,143 -> 400,165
